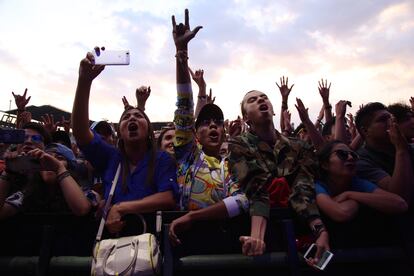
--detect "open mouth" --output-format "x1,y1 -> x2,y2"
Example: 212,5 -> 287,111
128,122 -> 138,131
259,104 -> 269,111
209,130 -> 219,141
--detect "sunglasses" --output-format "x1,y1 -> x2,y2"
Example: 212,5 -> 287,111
199,118 -> 224,127
331,149 -> 359,161
24,134 -> 44,143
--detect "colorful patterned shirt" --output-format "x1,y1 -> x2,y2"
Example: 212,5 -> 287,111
173,83 -> 248,215
228,130 -> 320,221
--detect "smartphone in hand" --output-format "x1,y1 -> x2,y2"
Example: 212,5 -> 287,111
6,156 -> 43,175
92,47 -> 130,65
303,243 -> 334,270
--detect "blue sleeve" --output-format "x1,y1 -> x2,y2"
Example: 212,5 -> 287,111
78,130 -> 118,175
315,181 -> 329,195
352,177 -> 378,193
154,152 -> 179,200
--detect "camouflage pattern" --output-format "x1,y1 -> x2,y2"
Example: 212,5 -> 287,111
228,130 -> 320,221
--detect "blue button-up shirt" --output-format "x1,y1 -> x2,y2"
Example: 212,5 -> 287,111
80,131 -> 178,204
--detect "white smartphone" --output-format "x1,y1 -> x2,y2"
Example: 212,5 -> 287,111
92,48 -> 130,65
303,243 -> 334,270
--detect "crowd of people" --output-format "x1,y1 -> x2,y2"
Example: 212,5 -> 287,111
1,9 -> 413,269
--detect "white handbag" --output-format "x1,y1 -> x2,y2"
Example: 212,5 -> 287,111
91,164 -> 161,276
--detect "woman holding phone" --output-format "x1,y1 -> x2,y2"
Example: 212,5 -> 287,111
72,53 -> 178,234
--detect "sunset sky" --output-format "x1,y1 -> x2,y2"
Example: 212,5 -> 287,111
1,0 -> 413,127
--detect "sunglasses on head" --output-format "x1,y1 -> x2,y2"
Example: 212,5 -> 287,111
331,149 -> 359,161
199,118 -> 224,127
24,134 -> 43,143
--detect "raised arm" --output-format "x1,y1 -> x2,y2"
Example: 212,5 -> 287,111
71,53 -> 105,145
190,68 -> 208,118
295,98 -> 325,149
276,76 -> 294,132
334,100 -> 351,144
172,9 -> 202,148
12,88 -> 31,128
136,86 -> 151,111
318,79 -> 333,123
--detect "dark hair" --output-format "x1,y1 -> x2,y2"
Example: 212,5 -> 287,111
316,140 -> 344,181
355,102 -> 387,138
51,130 -> 72,149
117,107 -> 157,193
157,126 -> 175,150
21,122 -> 51,145
388,103 -> 413,123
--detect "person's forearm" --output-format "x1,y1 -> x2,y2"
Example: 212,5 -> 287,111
188,201 -> 228,222
334,114 -> 348,143
349,133 -> 363,151
280,97 -> 288,131
194,85 -> 207,118
57,166 -> 91,216
117,191 -> 176,215
318,198 -> 359,222
348,191 -> 408,214
72,78 -> 94,145
324,104 -> 333,123
302,119 -> 325,150
250,215 -> 267,240
176,46 -> 191,84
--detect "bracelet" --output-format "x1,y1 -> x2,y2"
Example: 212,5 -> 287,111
281,102 -> 288,109
56,170 -> 71,183
175,50 -> 188,63
324,104 -> 332,109
198,95 -> 207,100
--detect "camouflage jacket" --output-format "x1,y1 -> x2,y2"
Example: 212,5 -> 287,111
228,130 -> 320,221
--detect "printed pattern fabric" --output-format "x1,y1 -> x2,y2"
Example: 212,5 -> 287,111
173,83 -> 248,213
228,131 -> 320,221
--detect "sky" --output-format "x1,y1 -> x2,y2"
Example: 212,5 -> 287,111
0,0 -> 413,127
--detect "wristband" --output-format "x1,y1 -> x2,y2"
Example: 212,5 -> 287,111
56,170 -> 71,183
198,95 -> 207,100
281,102 -> 288,109
324,104 -> 332,109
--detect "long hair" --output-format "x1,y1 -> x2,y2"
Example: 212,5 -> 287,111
117,107 -> 157,194
316,140 -> 344,181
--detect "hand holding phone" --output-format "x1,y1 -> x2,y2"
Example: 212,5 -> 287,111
92,46 -> 130,65
303,243 -> 334,270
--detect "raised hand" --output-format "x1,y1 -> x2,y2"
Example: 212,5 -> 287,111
136,86 -> 151,110
78,52 -> 105,82
207,88 -> 215,104
276,76 -> 294,100
41,113 -> 58,134
59,116 -> 71,133
122,96 -> 133,110
347,113 -> 357,139
388,122 -> 408,151
172,9 -> 202,50
335,100 -> 351,118
295,98 -> 311,124
229,116 -> 243,138
189,68 -> 206,89
12,88 -> 31,110
318,79 -> 331,104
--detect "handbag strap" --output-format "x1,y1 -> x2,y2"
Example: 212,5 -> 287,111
95,163 -> 122,242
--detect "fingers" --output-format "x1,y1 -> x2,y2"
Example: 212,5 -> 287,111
12,91 -> 16,98
239,236 -> 265,256
185,8 -> 189,28
192,25 -> 203,36
172,15 -> 177,31
289,84 -> 294,91
23,88 -> 28,98
188,67 -> 195,77
168,224 -> 181,246
107,220 -> 126,234
314,244 -> 323,263
148,86 -> 151,94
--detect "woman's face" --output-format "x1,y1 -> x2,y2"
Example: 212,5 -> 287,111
325,143 -> 358,178
119,109 -> 149,144
160,129 -> 175,155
